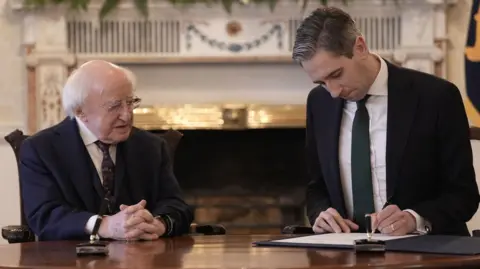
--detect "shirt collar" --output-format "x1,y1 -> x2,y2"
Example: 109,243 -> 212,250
75,117 -> 98,146
367,54 -> 388,96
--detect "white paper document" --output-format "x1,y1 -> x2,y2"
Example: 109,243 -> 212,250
273,233 -> 418,246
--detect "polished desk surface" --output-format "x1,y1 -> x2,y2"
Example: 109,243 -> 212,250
0,235 -> 480,269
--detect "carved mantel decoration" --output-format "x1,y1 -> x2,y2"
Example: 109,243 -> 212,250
8,0 -> 457,133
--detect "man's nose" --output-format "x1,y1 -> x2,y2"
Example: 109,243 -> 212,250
118,105 -> 132,121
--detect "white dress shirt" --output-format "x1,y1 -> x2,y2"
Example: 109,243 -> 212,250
76,117 -> 117,234
338,55 -> 429,233
76,117 -> 117,181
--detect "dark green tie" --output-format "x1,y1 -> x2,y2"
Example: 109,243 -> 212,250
351,95 -> 374,231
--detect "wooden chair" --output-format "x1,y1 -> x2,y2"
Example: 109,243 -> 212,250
282,126 -> 480,236
1,129 -> 225,243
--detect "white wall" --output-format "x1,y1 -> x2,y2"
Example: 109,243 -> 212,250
0,0 -> 27,244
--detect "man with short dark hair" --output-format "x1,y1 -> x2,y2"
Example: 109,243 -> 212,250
294,7 -> 480,236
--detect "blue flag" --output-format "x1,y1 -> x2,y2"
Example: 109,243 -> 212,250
466,0 -> 480,126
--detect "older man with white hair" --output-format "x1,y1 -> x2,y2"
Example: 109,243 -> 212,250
19,60 -> 193,241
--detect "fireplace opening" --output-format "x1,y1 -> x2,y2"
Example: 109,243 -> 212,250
151,127 -> 309,234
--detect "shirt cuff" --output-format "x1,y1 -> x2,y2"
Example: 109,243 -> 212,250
85,215 -> 99,234
404,209 -> 431,234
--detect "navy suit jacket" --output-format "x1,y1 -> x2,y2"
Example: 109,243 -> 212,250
19,117 -> 194,241
305,60 -> 480,236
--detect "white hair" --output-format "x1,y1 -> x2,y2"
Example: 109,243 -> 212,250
62,61 -> 137,118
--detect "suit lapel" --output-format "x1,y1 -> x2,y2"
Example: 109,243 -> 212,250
117,130 -> 146,205
114,142 -> 126,204
386,62 -> 418,199
90,163 -> 104,199
53,118 -> 97,212
320,95 -> 347,217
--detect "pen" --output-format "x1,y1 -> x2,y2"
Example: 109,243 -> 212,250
365,214 -> 373,241
382,196 -> 393,209
372,196 -> 393,234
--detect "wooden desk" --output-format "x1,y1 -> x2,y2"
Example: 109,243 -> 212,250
0,235 -> 479,268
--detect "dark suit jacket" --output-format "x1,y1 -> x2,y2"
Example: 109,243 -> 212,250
19,117 -> 194,241
305,60 -> 480,236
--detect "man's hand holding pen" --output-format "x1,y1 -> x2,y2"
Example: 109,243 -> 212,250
313,208 -> 359,233
371,205 -> 416,236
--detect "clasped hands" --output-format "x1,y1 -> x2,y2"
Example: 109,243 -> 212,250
99,200 -> 166,241
313,205 -> 416,236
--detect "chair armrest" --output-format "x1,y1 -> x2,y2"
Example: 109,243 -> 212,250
190,223 -> 226,235
282,225 -> 314,235
1,225 -> 35,243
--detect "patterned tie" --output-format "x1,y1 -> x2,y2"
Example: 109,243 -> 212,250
351,94 -> 375,232
95,141 -> 115,197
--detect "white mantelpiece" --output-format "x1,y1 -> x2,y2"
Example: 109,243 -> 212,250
8,0 -> 456,132
18,11 -> 76,132
24,14 -> 76,130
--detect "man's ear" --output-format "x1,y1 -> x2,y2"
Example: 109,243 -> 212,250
353,36 -> 369,59
75,108 -> 87,121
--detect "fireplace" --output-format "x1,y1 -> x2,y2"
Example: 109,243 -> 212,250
135,104 -> 308,234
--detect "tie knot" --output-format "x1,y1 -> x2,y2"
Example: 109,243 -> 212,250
95,140 -> 111,153
357,94 -> 371,106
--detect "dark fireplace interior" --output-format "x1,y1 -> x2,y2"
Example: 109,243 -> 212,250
152,127 -> 309,234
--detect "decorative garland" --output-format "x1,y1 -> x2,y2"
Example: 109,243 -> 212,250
186,24 -> 283,53
22,0 -> 347,19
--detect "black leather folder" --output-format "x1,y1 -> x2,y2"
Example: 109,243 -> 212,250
254,235 -> 480,255
385,235 -> 480,255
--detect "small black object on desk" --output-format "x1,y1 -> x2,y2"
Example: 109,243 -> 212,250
76,192 -> 111,256
354,214 -> 386,253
